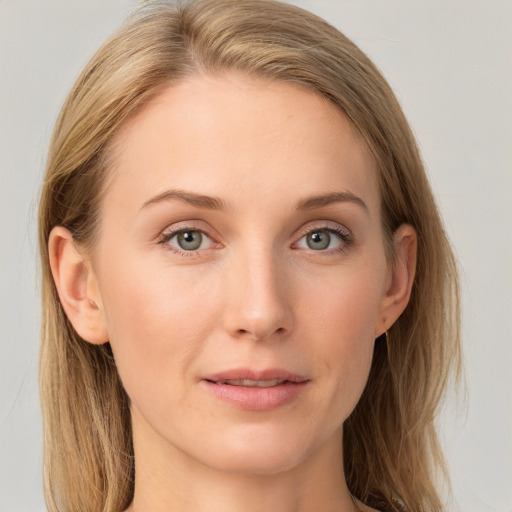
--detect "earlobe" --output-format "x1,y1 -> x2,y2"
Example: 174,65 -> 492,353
48,226 -> 109,345
375,224 -> 417,337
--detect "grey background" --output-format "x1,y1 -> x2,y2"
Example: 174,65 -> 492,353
1,1 -> 511,511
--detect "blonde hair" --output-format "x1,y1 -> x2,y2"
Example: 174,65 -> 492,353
38,1 -> 460,511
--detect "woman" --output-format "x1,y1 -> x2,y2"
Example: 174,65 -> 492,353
38,0 -> 460,511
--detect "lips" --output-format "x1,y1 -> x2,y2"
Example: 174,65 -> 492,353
203,368 -> 308,384
201,368 -> 310,410
214,378 -> 286,387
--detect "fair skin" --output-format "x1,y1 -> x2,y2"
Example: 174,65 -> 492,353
49,76 -> 416,512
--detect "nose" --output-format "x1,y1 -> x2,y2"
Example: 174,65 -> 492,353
221,247 -> 294,342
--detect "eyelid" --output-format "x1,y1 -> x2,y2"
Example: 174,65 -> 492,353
158,219 -> 218,240
294,220 -> 351,240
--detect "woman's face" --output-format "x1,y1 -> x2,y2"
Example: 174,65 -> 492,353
87,75 -> 404,475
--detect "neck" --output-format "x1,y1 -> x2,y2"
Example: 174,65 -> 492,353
126,412 -> 358,512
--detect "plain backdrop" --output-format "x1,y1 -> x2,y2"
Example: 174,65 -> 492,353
0,1 -> 511,511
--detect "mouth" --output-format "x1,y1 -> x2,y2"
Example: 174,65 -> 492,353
209,378 -> 290,387
201,369 -> 310,410
203,368 -> 308,383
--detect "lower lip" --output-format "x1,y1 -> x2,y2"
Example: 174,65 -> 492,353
201,380 -> 309,411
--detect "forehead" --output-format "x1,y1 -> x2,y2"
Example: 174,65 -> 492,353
105,75 -> 379,216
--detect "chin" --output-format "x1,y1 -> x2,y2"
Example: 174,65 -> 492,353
206,447 -> 307,476
190,423 -> 328,476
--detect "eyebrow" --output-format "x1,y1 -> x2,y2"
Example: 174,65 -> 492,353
296,191 -> 368,213
141,188 -> 368,213
141,189 -> 227,211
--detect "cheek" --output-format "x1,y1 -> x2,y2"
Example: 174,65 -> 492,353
300,262 -> 383,408
98,255 -> 223,401
303,259 -> 384,343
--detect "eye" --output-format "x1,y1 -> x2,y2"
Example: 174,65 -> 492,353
295,227 -> 350,252
305,230 -> 332,250
163,229 -> 214,252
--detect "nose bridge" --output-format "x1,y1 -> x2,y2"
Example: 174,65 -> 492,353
223,242 -> 293,341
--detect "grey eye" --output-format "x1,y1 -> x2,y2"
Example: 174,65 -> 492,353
176,230 -> 203,251
295,227 -> 347,252
163,227 -> 216,254
306,230 -> 331,250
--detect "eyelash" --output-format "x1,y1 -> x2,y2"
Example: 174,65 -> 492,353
158,223 -> 353,257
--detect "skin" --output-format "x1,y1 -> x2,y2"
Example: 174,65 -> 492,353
49,75 -> 416,512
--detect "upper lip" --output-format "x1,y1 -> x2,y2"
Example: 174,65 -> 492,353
202,368 -> 309,383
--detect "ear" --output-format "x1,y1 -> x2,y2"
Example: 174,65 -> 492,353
48,226 -> 109,344
374,224 -> 417,337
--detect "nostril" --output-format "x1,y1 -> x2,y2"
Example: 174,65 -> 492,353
234,326 -> 287,341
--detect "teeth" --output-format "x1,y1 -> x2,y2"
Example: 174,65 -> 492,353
216,379 -> 285,387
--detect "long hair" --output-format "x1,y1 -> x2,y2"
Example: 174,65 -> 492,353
38,1 -> 460,510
